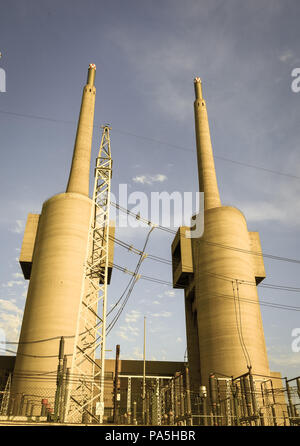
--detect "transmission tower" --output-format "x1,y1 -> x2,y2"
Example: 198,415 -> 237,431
66,125 -> 112,423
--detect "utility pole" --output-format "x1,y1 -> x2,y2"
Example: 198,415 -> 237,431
113,344 -> 120,424
54,337 -> 65,422
209,374 -> 218,426
62,368 -> 71,422
142,316 -> 146,424
59,355 -> 67,422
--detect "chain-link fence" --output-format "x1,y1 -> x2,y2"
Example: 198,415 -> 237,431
0,367 -> 299,426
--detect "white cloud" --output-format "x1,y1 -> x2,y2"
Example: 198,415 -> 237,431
176,337 -> 183,343
0,299 -> 23,314
117,324 -> 139,341
268,352 -> 300,367
11,220 -> 25,234
116,311 -> 141,342
124,310 -> 141,324
12,272 -> 23,279
21,283 -> 28,298
236,152 -> 300,226
132,174 -> 167,185
149,326 -> 165,334
150,311 -> 172,318
164,290 -> 176,297
131,347 -> 143,360
279,50 -> 294,63
109,26 -> 197,121
0,299 -> 23,346
239,201 -> 285,223
2,280 -> 24,288
117,331 -> 129,341
153,300 -> 160,305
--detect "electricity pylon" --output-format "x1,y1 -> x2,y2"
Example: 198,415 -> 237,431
66,125 -> 112,423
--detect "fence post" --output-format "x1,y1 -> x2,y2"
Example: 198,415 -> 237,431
231,382 -> 240,426
62,367 -> 71,422
179,373 -> 185,425
248,368 -> 258,426
146,389 -> 150,425
133,401 -> 137,425
185,367 -> 193,426
285,378 -> 296,425
113,344 -> 121,424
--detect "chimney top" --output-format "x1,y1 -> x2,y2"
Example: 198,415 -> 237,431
194,77 -> 203,100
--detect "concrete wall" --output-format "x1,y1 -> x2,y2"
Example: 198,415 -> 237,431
12,193 -> 92,406
192,206 -> 270,389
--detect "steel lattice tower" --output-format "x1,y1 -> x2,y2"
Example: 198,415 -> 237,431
66,126 -> 112,423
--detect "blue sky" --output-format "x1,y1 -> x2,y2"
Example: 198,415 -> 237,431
0,0 -> 300,378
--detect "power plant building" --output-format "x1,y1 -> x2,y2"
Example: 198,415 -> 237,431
0,69 -> 293,426
172,78 -> 286,419
11,65 -> 114,419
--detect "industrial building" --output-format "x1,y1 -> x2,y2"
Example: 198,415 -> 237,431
0,66 -> 299,426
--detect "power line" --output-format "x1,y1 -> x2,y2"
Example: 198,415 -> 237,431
112,128 -> 300,180
106,225 -> 156,335
2,212 -> 299,347
0,109 -> 299,180
3,263 -> 299,349
111,233 -> 300,292
111,201 -> 300,265
113,261 -> 300,311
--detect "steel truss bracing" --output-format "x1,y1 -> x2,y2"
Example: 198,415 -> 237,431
66,125 -> 112,423
0,373 -> 11,415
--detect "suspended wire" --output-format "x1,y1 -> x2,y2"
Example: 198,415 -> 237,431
232,281 -> 250,369
1,230 -> 154,346
111,201 -> 300,265
1,319 -> 104,346
112,127 -> 300,180
3,208 -> 300,347
111,233 -> 300,292
3,239 -> 299,347
112,263 -> 300,312
211,291 -> 300,312
111,233 -> 300,293
1,348 -> 73,359
236,280 -> 252,368
106,225 -> 156,335
106,274 -> 134,317
0,109 -> 299,180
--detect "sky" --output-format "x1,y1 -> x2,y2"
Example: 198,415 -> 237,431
0,0 -> 300,378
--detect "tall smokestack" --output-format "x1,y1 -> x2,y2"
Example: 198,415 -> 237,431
13,66 -> 97,414
172,77 -> 271,405
193,77 -> 221,210
66,64 -> 96,196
